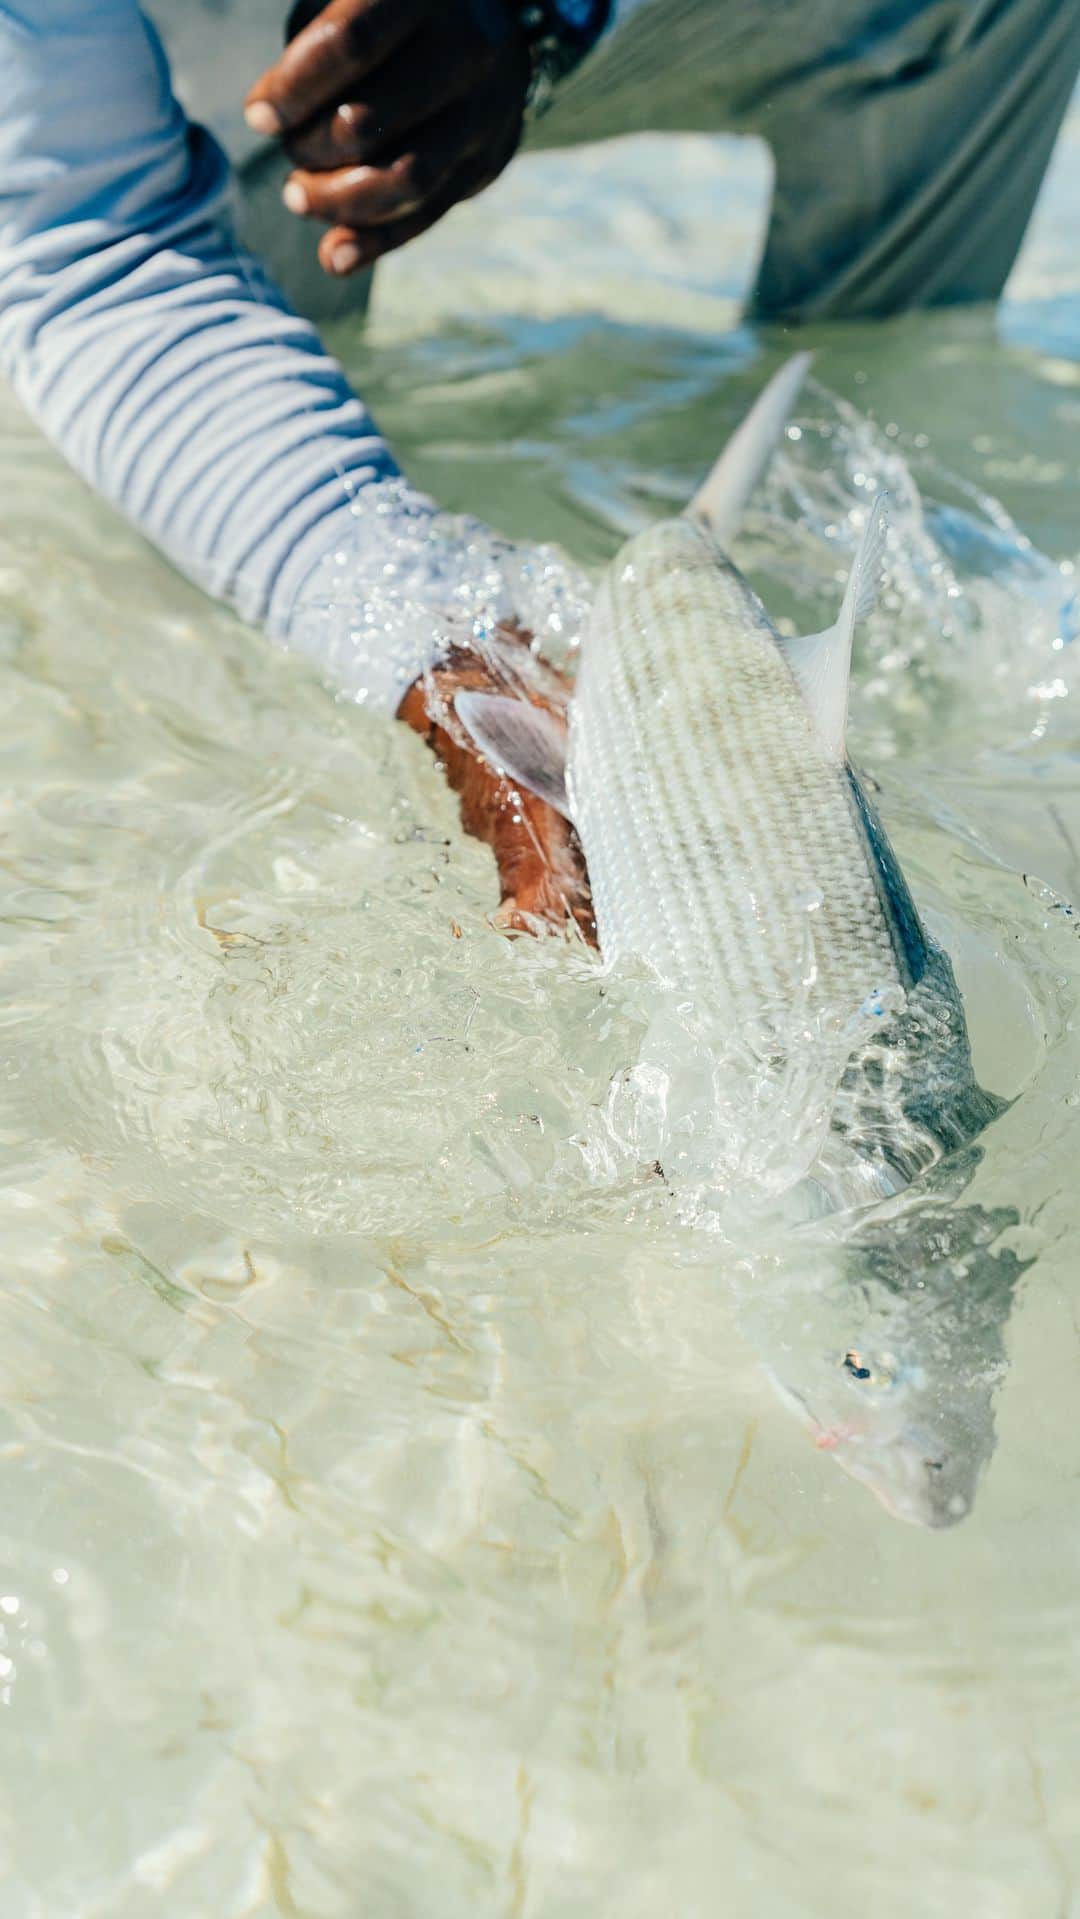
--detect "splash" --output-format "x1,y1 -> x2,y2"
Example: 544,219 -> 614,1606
287,476 -> 593,709
747,379 -> 1080,764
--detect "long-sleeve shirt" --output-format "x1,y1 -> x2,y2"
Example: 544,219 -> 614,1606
0,0 -> 449,711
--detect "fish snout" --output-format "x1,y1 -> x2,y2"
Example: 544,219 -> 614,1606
827,1425 -> 977,1530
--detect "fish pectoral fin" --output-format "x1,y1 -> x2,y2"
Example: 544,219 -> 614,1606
454,691 -> 572,818
778,491 -> 889,759
685,352 -> 813,545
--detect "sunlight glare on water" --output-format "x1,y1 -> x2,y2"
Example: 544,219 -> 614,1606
2,109 -> 1080,1917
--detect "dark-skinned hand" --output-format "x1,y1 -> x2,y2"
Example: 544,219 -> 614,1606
244,0 -> 531,278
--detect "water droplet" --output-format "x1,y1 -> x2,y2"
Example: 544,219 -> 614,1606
793,888 -> 824,914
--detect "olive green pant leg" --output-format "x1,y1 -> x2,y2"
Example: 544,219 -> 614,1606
538,0 -> 1080,321
747,0 -> 1080,319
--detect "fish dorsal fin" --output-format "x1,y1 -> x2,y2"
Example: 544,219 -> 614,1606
454,691 -> 571,818
686,352 -> 814,544
778,492 -> 889,759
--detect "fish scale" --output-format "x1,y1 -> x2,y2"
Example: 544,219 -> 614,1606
569,517 -> 903,1031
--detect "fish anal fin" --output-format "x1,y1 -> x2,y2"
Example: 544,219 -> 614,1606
778,492 -> 889,759
454,691 -> 571,818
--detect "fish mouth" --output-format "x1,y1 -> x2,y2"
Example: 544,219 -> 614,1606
821,1429 -> 973,1530
767,1374 -> 977,1529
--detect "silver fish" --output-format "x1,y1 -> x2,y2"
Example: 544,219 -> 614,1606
748,1192 -> 1030,1529
458,355 -> 1003,1205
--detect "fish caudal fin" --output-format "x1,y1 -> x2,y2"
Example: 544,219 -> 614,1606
686,351 -> 814,544
777,492 -> 889,760
454,691 -> 572,818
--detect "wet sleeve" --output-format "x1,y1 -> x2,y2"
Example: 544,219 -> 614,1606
0,0 -> 442,710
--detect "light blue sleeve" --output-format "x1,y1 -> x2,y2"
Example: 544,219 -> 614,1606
0,0 -> 447,711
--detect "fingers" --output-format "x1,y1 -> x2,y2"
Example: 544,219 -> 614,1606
290,122 -> 519,271
340,153 -> 507,264
245,0 -> 427,135
285,133 -> 455,228
255,0 -> 531,262
288,156 -> 429,229
313,174 -> 472,273
284,101 -> 400,173
314,152 -> 512,267
285,101 -> 512,264
317,225 -> 370,278
284,41 -> 476,169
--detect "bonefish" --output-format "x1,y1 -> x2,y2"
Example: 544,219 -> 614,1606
457,356 -> 1003,1205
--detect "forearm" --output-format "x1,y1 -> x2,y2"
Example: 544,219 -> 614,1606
0,0 -> 438,709
0,0 -> 593,927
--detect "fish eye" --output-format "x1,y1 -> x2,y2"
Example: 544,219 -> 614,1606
841,1349 -> 896,1389
842,1350 -> 873,1381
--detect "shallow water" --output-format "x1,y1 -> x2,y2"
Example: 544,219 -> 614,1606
3,108 -> 1080,1917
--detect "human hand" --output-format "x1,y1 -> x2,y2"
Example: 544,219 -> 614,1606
244,0 -> 530,277
397,629 -> 595,944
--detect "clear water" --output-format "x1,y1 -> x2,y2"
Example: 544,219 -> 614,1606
3,109 -> 1080,1916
